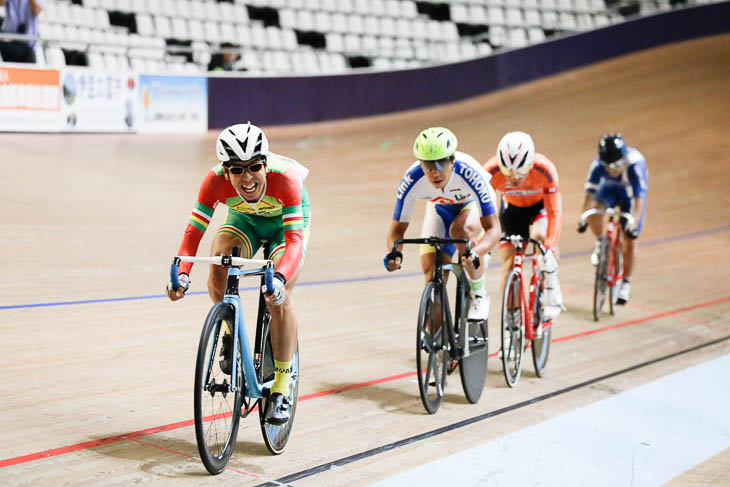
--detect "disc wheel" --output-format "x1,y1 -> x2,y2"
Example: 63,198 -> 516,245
501,269 -> 524,388
458,315 -> 488,403
258,313 -> 299,455
416,281 -> 447,414
194,303 -> 243,475
593,235 -> 610,321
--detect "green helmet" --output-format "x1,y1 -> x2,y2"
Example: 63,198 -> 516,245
413,127 -> 458,161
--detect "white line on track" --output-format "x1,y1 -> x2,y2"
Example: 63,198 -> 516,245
369,353 -> 730,487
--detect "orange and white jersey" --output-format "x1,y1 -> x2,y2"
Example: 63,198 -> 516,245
484,153 -> 562,248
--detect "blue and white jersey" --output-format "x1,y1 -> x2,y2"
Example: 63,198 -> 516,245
584,147 -> 649,199
392,151 -> 497,222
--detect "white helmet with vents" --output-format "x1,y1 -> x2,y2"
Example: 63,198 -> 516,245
497,131 -> 535,176
216,123 -> 269,163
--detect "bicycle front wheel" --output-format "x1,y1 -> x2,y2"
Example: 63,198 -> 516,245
416,281 -> 447,414
258,313 -> 299,455
609,242 -> 624,314
501,269 -> 524,387
593,235 -> 610,321
531,281 -> 551,377
194,302 -> 243,475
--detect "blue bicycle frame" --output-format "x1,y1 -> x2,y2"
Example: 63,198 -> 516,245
171,258 -> 274,399
220,266 -> 272,399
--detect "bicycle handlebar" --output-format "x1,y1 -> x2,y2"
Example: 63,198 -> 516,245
500,235 -> 547,255
392,237 -> 472,255
170,261 -> 181,290
579,208 -> 635,226
169,256 -> 274,292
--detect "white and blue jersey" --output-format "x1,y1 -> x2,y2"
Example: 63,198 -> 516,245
392,151 -> 497,223
584,147 -> 649,233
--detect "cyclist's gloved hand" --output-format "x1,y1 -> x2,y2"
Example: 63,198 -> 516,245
263,272 -> 287,306
577,221 -> 588,233
461,250 -> 483,270
167,273 -> 189,301
384,250 -> 403,272
539,248 -> 558,273
622,217 -> 639,239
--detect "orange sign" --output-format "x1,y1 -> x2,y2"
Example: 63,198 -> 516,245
0,67 -> 60,111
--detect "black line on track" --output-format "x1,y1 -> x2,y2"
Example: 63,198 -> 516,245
256,334 -> 730,486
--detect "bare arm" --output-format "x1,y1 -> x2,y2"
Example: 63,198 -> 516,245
473,213 -> 501,256
631,197 -> 644,226
385,221 -> 409,271
30,0 -> 42,16
581,192 -> 595,212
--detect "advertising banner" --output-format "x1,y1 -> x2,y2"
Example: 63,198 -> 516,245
0,67 -> 60,132
60,69 -> 138,132
137,75 -> 207,133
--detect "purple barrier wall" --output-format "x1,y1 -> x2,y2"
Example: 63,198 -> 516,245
209,3 -> 730,128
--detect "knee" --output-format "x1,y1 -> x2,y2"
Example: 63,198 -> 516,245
623,238 -> 635,252
268,292 -> 293,317
452,222 -> 480,240
208,268 -> 226,294
530,229 -> 546,242
501,259 -> 513,276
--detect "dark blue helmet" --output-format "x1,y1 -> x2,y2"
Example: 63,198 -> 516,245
598,133 -> 627,165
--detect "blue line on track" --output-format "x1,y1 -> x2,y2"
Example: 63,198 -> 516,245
2,225 -> 728,311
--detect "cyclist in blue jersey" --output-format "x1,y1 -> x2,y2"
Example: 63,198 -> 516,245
579,133 -> 648,304
385,127 -> 501,320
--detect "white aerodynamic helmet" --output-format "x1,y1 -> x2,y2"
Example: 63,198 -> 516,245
497,131 -> 535,176
216,123 -> 269,163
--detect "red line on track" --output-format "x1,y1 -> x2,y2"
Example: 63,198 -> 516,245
127,438 -> 260,478
562,286 -> 730,332
554,296 -> 730,343
299,371 -> 418,400
127,438 -> 194,460
1,295 -> 728,470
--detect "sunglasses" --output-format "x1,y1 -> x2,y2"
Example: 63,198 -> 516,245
226,161 -> 265,175
420,158 -> 451,173
601,159 -> 626,171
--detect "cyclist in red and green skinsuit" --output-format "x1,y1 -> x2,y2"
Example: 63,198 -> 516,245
167,123 -> 311,425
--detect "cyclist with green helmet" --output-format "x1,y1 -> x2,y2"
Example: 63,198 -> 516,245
385,127 -> 501,320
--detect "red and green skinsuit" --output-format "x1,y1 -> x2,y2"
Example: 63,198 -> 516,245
177,153 -> 310,281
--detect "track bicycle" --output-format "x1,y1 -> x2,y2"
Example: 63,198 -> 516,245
392,237 -> 489,414
500,235 -> 553,388
170,246 -> 299,475
578,208 -> 634,321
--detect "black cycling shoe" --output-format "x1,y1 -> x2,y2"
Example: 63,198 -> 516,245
219,333 -> 232,375
264,393 -> 291,425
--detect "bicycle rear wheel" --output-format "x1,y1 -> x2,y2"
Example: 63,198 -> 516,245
593,235 -> 609,321
501,269 -> 524,387
458,318 -> 488,403
258,313 -> 299,455
194,303 -> 243,475
417,281 -> 447,414
531,281 -> 551,377
457,279 -> 488,403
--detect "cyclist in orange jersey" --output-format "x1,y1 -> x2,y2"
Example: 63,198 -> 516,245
483,131 -> 564,320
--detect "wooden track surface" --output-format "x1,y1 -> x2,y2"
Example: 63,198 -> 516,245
1,34 -> 729,486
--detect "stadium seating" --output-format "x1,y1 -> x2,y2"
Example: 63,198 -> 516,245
5,0 -> 706,74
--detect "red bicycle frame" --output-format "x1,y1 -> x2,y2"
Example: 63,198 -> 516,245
507,238 -> 551,342
605,212 -> 624,288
